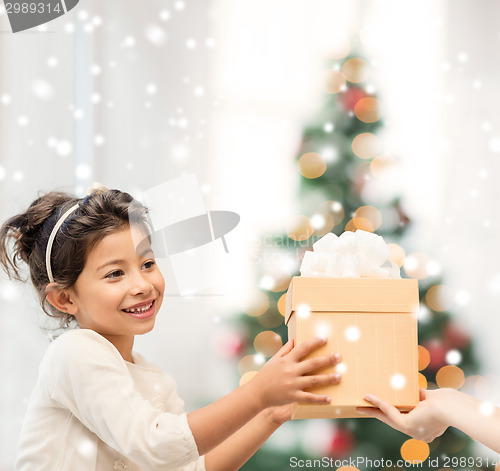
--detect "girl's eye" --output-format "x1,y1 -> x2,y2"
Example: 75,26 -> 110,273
143,260 -> 156,270
105,270 -> 124,279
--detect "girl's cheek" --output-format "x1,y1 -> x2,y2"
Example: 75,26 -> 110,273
156,271 -> 166,293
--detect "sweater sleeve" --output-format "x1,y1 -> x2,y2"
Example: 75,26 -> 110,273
43,330 -> 200,471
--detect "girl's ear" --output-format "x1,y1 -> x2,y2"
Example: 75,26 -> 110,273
45,283 -> 78,315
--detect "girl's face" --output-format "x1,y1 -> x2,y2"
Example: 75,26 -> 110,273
67,224 -> 165,350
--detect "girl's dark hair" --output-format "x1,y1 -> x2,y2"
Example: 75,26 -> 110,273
0,188 -> 150,328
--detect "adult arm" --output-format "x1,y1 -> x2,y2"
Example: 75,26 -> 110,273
359,388 -> 500,453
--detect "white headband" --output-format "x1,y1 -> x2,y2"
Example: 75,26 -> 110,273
45,182 -> 108,283
45,203 -> 79,283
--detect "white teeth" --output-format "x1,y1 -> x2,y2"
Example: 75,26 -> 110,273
123,302 -> 153,314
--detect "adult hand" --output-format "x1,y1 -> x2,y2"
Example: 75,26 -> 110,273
357,388 -> 450,442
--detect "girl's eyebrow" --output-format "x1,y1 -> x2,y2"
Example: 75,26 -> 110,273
96,248 -> 154,272
97,259 -> 125,271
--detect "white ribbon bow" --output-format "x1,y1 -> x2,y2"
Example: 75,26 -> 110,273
300,230 -> 401,278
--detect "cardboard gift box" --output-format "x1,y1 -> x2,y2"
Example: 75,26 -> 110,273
285,276 -> 419,419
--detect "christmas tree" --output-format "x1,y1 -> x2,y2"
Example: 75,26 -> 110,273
223,43 -> 491,471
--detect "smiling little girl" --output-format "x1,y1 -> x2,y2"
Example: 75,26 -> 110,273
0,185 -> 341,471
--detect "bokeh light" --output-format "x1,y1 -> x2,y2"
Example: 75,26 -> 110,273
344,219 -> 356,232
445,349 -> 462,365
315,200 -> 345,228
238,355 -> 265,376
351,161 -> 372,195
286,215 -> 314,241
257,310 -> 284,329
261,268 -> 291,293
353,205 -> 382,232
244,291 -> 269,317
404,252 -> 434,279
277,293 -> 287,317
298,152 -> 327,179
418,372 -> 428,389
354,97 -> 381,123
463,375 -> 489,399
342,57 -> 371,83
259,274 -> 276,291
351,132 -> 382,159
400,439 -> 430,463
327,40 -> 351,60
322,69 -> 347,94
425,285 -> 453,312
370,154 -> 399,178
311,212 -> 335,236
418,345 -> 431,371
436,365 -> 465,389
211,327 -> 244,358
351,217 -> 373,232
254,331 -> 283,357
387,243 -> 406,267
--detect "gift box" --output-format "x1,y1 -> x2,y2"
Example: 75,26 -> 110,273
285,276 -> 419,419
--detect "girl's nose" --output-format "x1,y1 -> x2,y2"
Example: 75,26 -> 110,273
130,272 -> 154,295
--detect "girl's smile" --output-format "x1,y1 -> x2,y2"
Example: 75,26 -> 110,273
122,298 -> 156,318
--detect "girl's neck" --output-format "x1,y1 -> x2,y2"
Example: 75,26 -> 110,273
101,333 -> 135,363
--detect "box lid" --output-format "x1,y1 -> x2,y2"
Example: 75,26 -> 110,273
285,276 -> 419,324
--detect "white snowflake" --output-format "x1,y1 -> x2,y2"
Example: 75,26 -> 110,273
344,325 -> 361,342
56,140 -> 72,157
145,25 -> 167,46
32,79 -> 53,100
390,374 -> 406,390
160,10 -> 171,21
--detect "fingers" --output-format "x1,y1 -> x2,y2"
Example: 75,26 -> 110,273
298,372 -> 341,390
298,352 -> 342,375
363,394 -> 405,427
290,337 -> 328,360
356,406 -> 391,421
295,390 -> 332,405
276,339 -> 295,357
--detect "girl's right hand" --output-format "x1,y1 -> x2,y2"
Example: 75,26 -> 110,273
248,338 -> 342,409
